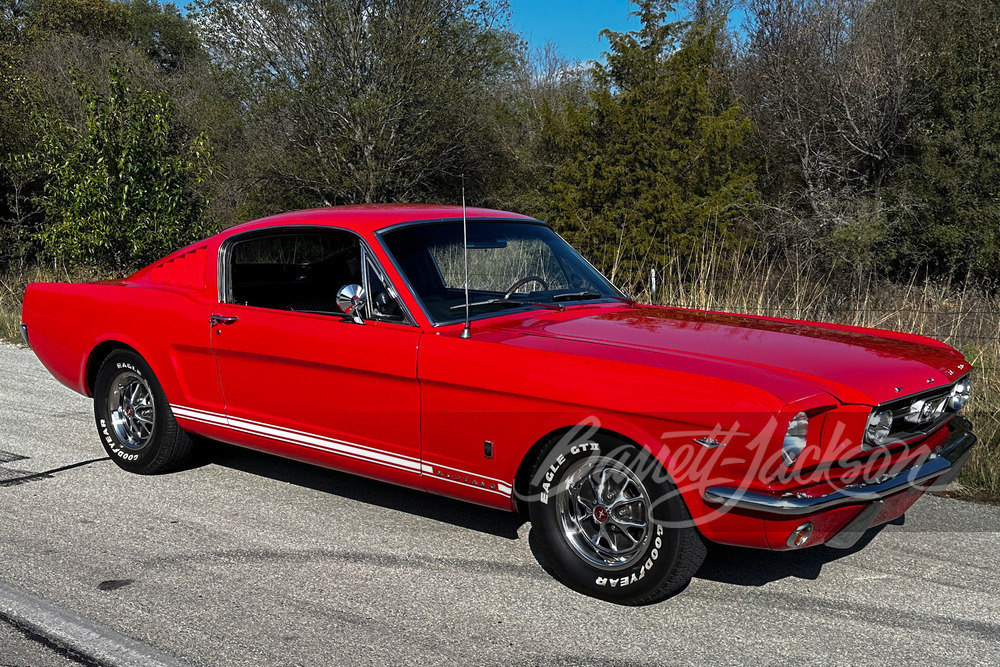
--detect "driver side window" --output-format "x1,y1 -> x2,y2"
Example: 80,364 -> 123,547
228,230 -> 407,324
229,230 -> 361,314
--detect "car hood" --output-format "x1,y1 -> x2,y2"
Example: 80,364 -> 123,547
485,304 -> 968,405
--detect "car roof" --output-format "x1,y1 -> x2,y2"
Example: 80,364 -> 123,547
223,204 -> 540,237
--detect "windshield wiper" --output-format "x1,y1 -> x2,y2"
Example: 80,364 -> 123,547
450,298 -> 564,312
551,291 -> 635,305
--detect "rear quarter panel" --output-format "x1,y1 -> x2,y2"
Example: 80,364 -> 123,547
21,277 -> 224,418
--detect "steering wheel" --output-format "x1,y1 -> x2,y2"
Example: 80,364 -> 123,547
503,276 -> 548,299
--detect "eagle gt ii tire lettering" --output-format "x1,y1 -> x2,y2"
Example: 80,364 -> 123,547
528,434 -> 706,604
93,349 -> 194,474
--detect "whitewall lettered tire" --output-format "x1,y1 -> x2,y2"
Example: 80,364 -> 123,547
528,434 -> 706,604
93,350 -> 193,474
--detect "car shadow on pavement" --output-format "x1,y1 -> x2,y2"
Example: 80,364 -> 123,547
192,439 -> 525,540
0,455 -> 110,488
186,439 -> 910,587
695,517 -> 903,587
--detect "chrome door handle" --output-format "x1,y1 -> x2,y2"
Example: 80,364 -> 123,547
209,314 -> 239,326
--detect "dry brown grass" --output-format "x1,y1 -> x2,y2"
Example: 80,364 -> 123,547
0,265 -> 101,342
1,266 -> 45,342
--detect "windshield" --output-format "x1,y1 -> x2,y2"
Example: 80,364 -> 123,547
380,220 -> 624,324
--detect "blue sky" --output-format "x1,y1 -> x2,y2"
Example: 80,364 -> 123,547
507,1 -> 746,63
507,0 -> 644,63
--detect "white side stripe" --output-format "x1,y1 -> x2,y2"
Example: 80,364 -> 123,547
226,413 -> 421,466
168,404 -> 511,497
171,404 -> 419,473
170,405 -> 228,426
227,419 -> 421,472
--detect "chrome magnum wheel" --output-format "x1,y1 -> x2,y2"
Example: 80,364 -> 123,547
528,434 -> 706,605
557,457 -> 653,571
93,350 -> 193,474
107,369 -> 156,451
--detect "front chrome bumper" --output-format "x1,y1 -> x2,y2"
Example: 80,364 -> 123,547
703,417 -> 977,516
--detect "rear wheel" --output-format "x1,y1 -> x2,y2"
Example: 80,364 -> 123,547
93,350 -> 193,474
528,434 -> 705,605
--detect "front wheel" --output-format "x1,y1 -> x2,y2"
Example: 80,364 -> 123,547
528,435 -> 705,605
93,350 -> 193,474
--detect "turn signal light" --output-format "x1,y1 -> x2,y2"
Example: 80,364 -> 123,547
786,522 -> 814,548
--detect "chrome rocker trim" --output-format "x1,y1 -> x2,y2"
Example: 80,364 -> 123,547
703,417 -> 977,516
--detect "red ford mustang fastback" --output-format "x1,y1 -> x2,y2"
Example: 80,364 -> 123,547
20,205 -> 977,604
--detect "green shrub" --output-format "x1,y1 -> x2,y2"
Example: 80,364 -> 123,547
26,66 -> 215,273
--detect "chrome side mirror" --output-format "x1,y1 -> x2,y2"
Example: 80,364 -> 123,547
336,284 -> 366,324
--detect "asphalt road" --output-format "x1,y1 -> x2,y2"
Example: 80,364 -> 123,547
0,619 -> 80,667
2,342 -> 1000,666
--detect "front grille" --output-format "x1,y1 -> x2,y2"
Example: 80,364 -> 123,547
865,380 -> 964,448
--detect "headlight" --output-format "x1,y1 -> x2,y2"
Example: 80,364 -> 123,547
781,412 -> 809,466
948,376 -> 972,411
866,409 -> 893,446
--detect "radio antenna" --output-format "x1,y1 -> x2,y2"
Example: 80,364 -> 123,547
460,175 -> 472,339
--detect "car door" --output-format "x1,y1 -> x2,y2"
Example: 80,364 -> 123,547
209,226 -> 423,484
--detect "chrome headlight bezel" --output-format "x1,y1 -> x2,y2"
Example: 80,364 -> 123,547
948,375 -> 972,412
865,409 -> 893,447
781,411 -> 809,467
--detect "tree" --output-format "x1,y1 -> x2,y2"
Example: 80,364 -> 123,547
734,0 -> 915,253
26,67 -> 215,271
0,0 -> 216,270
21,0 -> 198,69
545,0 -> 756,290
23,0 -> 129,39
485,41 -> 595,216
125,0 -> 203,71
889,0 -> 1000,280
732,0 -> 1000,282
191,0 -> 520,212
